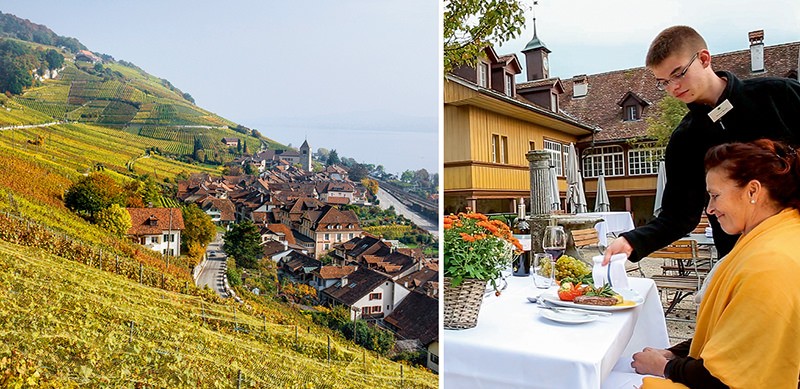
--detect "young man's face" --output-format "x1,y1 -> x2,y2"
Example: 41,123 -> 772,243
650,50 -> 704,104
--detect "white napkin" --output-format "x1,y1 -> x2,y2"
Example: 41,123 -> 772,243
591,253 -> 630,289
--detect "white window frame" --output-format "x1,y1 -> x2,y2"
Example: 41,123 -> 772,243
543,140 -> 565,176
582,146 -> 625,178
504,73 -> 513,96
625,105 -> 639,121
550,92 -> 558,112
628,144 -> 664,176
478,62 -> 488,87
491,134 -> 509,164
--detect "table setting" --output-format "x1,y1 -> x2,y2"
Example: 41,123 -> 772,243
444,213 -> 669,388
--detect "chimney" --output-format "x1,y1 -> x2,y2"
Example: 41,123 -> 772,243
572,75 -> 588,98
340,276 -> 348,287
749,30 -> 765,73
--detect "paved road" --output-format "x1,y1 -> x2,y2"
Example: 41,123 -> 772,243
376,188 -> 438,237
195,235 -> 229,298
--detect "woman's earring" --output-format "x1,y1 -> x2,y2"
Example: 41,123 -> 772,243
750,199 -> 756,204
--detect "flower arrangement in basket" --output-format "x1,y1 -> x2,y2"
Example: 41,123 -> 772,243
443,210 -> 522,329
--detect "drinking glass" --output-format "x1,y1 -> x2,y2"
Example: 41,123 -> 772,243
533,253 -> 554,288
542,225 -> 567,260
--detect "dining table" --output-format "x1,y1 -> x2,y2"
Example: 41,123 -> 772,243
576,212 -> 636,247
443,275 -> 670,389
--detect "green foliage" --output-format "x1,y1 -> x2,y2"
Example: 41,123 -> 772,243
444,212 -> 520,289
94,203 -> 131,236
63,172 -> 124,220
326,149 -> 340,166
227,257 -> 243,287
312,306 -> 395,355
443,0 -> 527,73
223,220 -> 262,269
44,48 -> 64,70
348,163 -> 370,181
644,95 -> 688,148
180,203 -> 216,256
361,178 -> 379,196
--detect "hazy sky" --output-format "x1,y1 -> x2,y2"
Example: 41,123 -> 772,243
498,0 -> 799,81
1,1 -> 439,175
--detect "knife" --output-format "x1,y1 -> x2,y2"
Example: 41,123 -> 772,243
539,304 -> 612,317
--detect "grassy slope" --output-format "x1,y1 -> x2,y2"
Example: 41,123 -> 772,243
0,241 -> 437,388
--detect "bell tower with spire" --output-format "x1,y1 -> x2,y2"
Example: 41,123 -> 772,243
521,7 -> 551,81
299,138 -> 311,171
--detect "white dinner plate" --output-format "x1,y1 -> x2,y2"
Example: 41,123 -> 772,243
541,288 -> 644,311
539,309 -> 597,324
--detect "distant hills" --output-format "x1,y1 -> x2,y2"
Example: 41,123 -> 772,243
0,11 -> 286,166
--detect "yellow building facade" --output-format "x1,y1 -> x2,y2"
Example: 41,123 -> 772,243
443,76 -> 594,215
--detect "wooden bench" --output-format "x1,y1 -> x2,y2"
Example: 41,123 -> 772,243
648,240 -> 702,316
572,228 -> 602,252
692,214 -> 710,234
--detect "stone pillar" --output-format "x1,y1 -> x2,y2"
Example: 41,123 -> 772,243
526,151 -> 553,253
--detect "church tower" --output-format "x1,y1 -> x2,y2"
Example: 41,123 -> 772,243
299,139 -> 312,171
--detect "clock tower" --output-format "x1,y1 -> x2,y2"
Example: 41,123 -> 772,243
521,17 -> 551,81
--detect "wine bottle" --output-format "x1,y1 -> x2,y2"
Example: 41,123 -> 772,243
512,200 -> 531,276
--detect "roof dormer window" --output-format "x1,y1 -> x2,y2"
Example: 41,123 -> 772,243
478,62 -> 489,87
625,105 -> 640,121
504,73 -> 513,96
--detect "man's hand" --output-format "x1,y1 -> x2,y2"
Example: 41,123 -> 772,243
631,347 -> 672,377
602,236 -> 633,265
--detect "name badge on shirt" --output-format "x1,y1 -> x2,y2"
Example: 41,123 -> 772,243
708,99 -> 733,123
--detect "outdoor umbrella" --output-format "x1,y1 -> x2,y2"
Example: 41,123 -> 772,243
653,160 -> 667,217
549,165 -> 561,212
565,143 -> 588,213
594,174 -> 611,212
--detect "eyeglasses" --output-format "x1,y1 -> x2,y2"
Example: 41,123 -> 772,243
655,52 -> 699,91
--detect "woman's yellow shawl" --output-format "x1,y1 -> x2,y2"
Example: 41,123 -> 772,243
644,208 -> 800,389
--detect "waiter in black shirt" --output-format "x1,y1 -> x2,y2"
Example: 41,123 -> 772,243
603,25 -> 800,266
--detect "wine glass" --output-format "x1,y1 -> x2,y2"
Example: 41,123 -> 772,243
542,225 -> 567,261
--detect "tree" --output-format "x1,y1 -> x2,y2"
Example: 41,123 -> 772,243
443,0 -> 527,73
414,168 -> 430,185
326,149 -> 340,166
44,49 -> 64,70
223,220 -> 262,269
181,203 -> 216,258
400,170 -> 415,183
95,204 -> 132,236
317,148 -> 330,159
348,163 -> 370,181
645,95 -> 688,148
243,163 -> 255,176
64,172 -> 124,220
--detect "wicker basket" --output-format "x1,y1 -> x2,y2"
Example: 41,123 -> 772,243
443,277 -> 487,330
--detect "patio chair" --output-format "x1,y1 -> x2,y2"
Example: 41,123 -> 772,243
571,228 -> 604,254
648,240 -> 702,316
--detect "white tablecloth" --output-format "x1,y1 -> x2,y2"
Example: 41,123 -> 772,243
443,276 -> 669,389
576,212 -> 636,246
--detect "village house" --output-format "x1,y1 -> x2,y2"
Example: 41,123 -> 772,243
126,208 -> 185,256
310,265 -> 356,292
316,181 -> 355,205
199,197 -> 235,227
277,250 -> 322,284
221,137 -> 240,147
320,267 -> 410,321
383,291 -> 439,372
395,262 -> 439,298
294,204 -> 361,259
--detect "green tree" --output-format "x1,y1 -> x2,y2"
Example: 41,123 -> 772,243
326,149 -> 340,166
64,172 -> 124,220
223,220 -> 262,269
95,204 -> 132,236
43,49 -> 64,70
444,0 -> 527,73
645,95 -> 689,148
400,170 -> 415,183
181,203 -> 216,256
348,163 -> 370,181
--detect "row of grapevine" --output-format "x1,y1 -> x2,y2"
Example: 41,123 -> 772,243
14,98 -> 68,119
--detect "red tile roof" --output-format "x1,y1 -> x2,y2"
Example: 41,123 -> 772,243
126,208 -> 185,236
